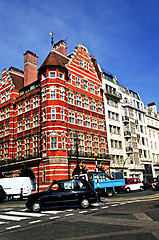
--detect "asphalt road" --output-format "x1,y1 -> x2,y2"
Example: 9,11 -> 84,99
0,189 -> 158,239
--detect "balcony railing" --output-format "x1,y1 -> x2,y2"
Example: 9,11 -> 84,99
124,131 -> 131,137
104,88 -> 122,100
122,116 -> 129,122
126,147 -> 133,152
68,150 -> 110,159
0,153 -> 40,167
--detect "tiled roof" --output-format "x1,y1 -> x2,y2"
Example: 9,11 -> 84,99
10,72 -> 24,90
39,50 -> 68,69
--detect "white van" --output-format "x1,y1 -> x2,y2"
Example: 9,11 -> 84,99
0,177 -> 32,200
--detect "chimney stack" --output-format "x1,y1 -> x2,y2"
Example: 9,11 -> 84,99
24,51 -> 38,87
54,40 -> 67,56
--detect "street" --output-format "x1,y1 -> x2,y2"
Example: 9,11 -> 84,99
0,189 -> 158,239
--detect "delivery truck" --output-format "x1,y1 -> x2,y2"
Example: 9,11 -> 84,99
0,177 -> 32,200
73,171 -> 125,197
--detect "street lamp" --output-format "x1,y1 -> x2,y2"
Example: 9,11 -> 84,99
94,152 -> 99,172
75,135 -> 80,176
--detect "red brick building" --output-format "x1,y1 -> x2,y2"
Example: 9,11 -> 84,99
0,40 -> 110,191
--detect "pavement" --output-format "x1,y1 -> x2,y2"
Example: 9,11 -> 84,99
102,191 -> 159,203
0,190 -> 159,209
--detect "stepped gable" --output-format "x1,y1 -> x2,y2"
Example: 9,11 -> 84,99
9,67 -> 24,90
39,50 -> 69,70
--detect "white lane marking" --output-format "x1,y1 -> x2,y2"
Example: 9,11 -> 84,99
0,221 -> 8,225
90,208 -> 98,211
79,210 -> 88,214
65,213 -> 74,217
6,225 -> 21,230
5,211 -> 45,217
92,203 -> 101,206
2,208 -> 14,211
29,220 -> 42,224
0,214 -> 28,221
111,204 -> 119,207
65,209 -> 74,212
101,206 -> 109,209
42,210 -> 62,214
119,203 -> 126,205
49,216 -> 60,220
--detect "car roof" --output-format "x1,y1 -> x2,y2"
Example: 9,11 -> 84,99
54,179 -> 87,183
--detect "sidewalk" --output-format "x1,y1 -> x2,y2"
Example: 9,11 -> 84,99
101,192 -> 159,203
0,191 -> 159,209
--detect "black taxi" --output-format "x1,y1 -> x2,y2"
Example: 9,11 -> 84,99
26,179 -> 97,212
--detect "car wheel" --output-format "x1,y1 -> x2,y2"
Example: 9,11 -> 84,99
106,189 -> 114,197
31,201 -> 42,213
140,186 -> 144,191
126,188 -> 130,193
80,198 -> 90,209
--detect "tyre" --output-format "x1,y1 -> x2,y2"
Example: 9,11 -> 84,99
80,198 -> 90,209
31,201 -> 42,213
106,189 -> 114,197
126,187 -> 130,193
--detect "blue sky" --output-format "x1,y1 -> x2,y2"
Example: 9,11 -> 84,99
0,0 -> 159,109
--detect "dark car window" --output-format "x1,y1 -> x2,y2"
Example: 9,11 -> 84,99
75,180 -> 87,190
0,186 -> 3,191
50,183 -> 63,191
134,178 -> 137,183
130,179 -> 134,184
63,182 -> 74,190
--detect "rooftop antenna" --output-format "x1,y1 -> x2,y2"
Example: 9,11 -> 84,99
49,32 -> 55,49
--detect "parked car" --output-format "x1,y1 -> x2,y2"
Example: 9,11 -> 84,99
26,179 -> 97,212
121,178 -> 144,192
0,185 -> 7,202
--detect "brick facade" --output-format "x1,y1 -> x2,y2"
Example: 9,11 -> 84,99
0,41 -> 110,191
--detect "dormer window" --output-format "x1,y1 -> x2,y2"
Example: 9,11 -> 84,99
6,89 -> 10,101
42,73 -> 46,80
59,72 -> 64,79
1,92 -> 5,103
50,71 -> 56,78
79,58 -> 84,68
85,61 -> 89,71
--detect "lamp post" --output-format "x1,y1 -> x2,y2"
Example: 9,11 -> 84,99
75,135 -> 80,176
94,152 -> 99,172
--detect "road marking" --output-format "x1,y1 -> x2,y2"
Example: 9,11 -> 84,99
92,203 -> 101,206
79,210 -> 88,214
0,221 -> 8,225
101,206 -> 109,209
90,208 -> 98,211
6,225 -> 21,230
5,211 -> 45,217
0,214 -> 28,221
49,216 -> 60,220
42,210 -> 62,214
65,209 -> 74,212
111,204 -> 119,207
134,213 -> 153,221
29,220 -> 42,224
65,213 -> 74,217
119,203 -> 126,205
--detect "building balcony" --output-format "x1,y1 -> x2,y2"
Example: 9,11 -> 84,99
0,153 -> 41,168
124,131 -> 131,137
68,150 -> 110,159
104,89 -> 122,100
126,147 -> 133,152
122,116 -> 129,122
